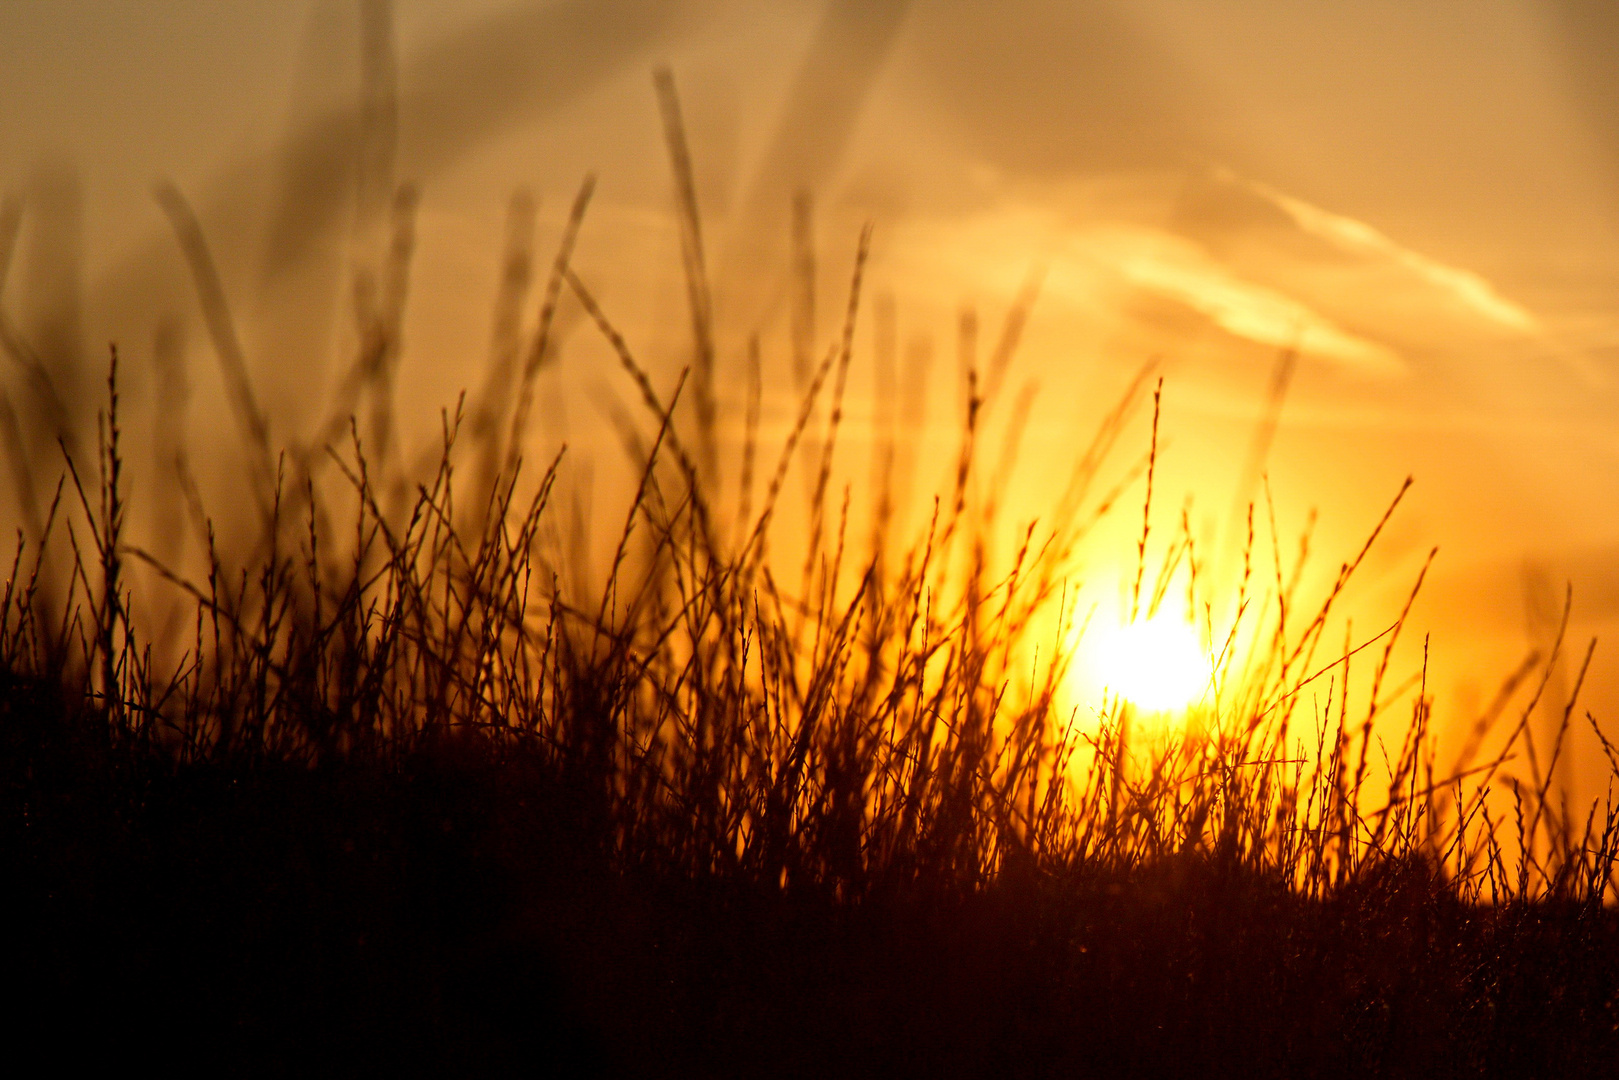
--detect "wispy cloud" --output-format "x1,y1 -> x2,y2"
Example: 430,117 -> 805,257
1096,227 -> 1406,374
1235,174 -> 1540,334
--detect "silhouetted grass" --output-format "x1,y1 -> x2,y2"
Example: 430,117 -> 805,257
5,95 -> 1619,1077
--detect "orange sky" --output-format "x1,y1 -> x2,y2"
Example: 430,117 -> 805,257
5,0 -> 1619,803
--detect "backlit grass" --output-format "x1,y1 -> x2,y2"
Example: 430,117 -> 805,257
3,90 -> 1618,1077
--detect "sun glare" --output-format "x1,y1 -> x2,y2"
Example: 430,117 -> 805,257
1085,613 -> 1213,715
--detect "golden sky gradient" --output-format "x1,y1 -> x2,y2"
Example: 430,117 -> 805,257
5,0 -> 1619,799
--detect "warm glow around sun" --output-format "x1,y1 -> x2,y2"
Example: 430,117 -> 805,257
1084,613 -> 1214,715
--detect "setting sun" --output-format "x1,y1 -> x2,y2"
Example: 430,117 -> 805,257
1086,613 -> 1213,715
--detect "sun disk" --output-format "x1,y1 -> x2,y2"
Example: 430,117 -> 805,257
1089,613 -> 1213,714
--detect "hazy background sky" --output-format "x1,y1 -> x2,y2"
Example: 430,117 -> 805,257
5,0 -> 1619,799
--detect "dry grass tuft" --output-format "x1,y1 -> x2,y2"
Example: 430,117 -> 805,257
3,87 -> 1618,1076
